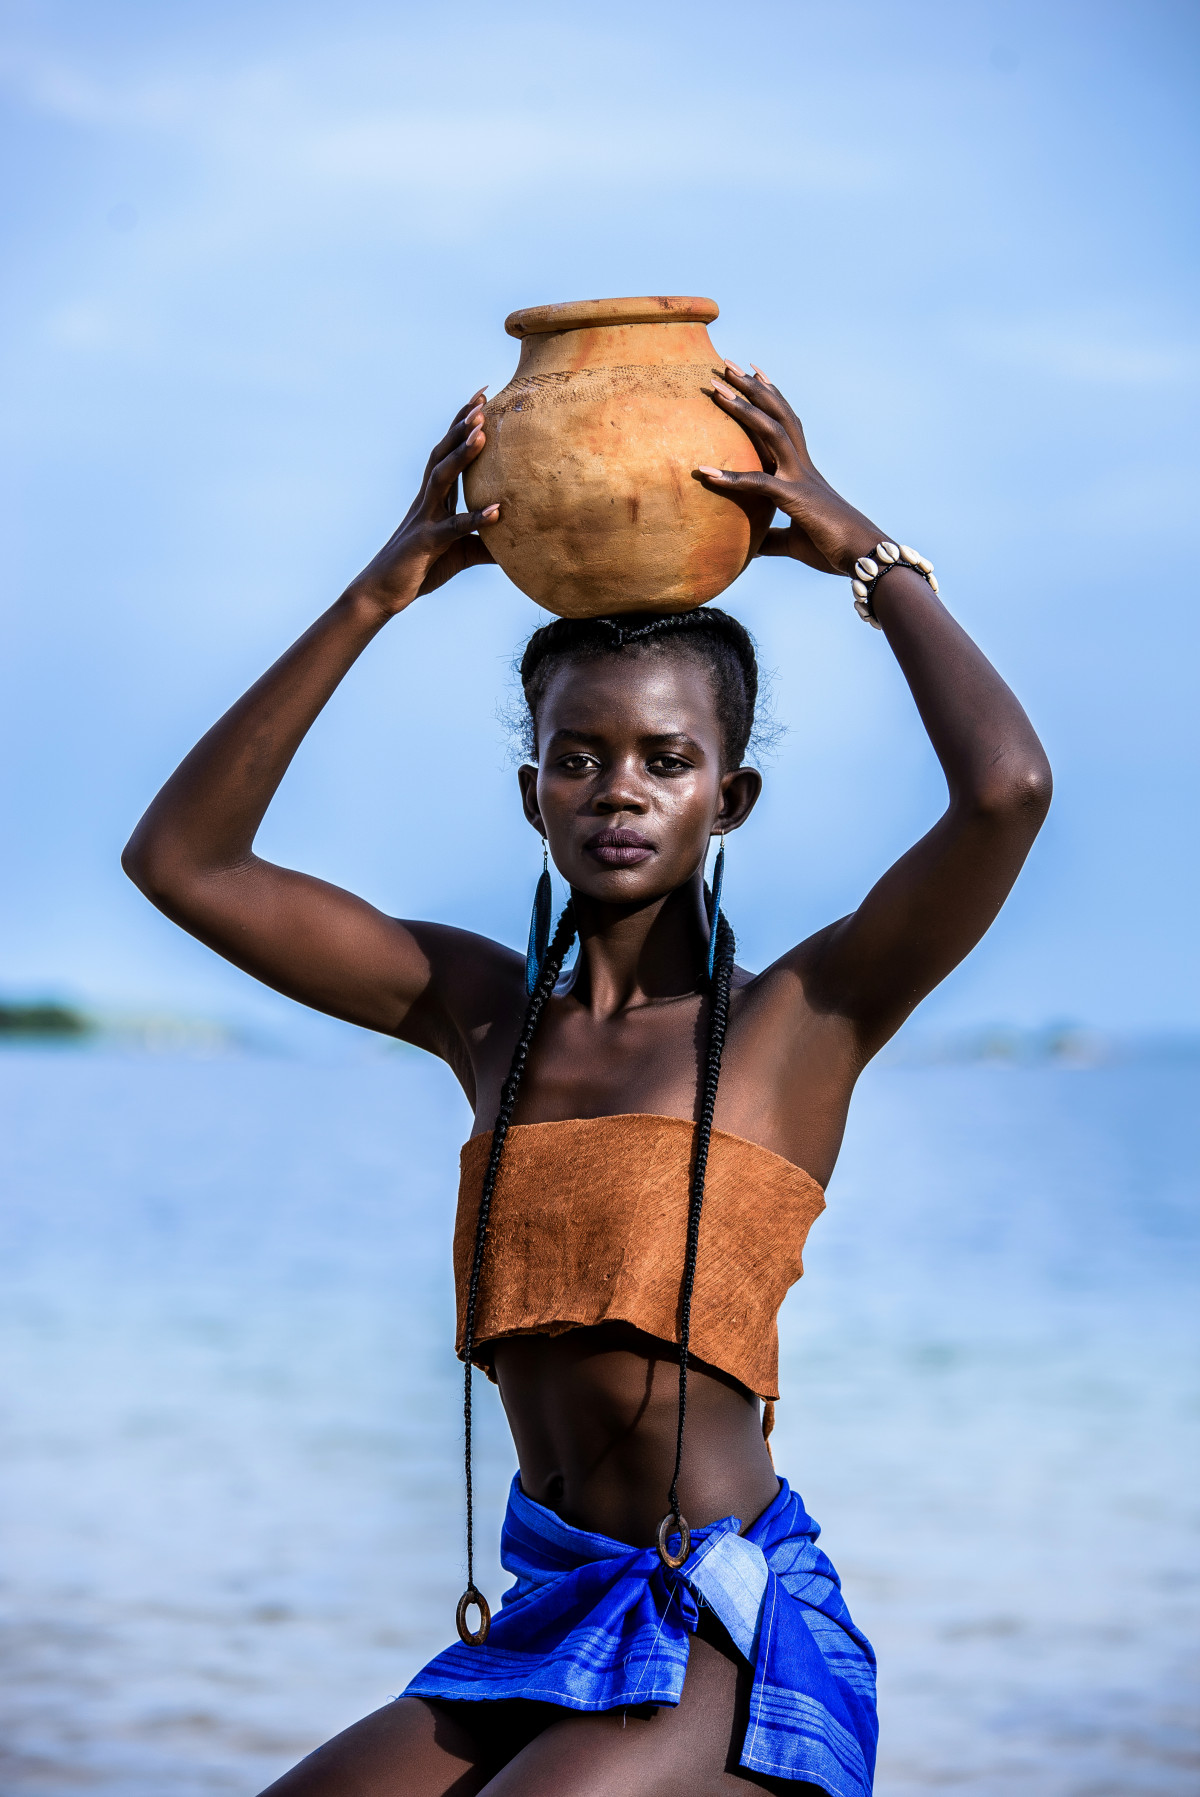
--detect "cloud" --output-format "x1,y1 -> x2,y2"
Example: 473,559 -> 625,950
0,38 -> 885,200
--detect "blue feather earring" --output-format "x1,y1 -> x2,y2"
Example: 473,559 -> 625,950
706,833 -> 726,981
525,840 -> 553,996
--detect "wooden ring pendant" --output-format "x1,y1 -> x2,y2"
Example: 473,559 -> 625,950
455,1586 -> 492,1645
656,1511 -> 692,1569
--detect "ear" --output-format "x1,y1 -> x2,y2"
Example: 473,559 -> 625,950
517,764 -> 544,833
715,766 -> 762,833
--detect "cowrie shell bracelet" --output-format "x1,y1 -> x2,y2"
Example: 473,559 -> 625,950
851,542 -> 939,628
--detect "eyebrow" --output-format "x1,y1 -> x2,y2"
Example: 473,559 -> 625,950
544,728 -> 706,751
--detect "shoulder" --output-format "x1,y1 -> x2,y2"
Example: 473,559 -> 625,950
390,920 -> 526,1054
400,918 -> 519,964
726,923 -> 864,1067
731,919 -> 847,1011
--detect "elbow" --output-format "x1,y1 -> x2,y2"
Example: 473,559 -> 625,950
968,756 -> 1053,830
121,832 -> 162,904
121,831 -> 150,894
121,826 -> 186,909
122,824 -> 239,916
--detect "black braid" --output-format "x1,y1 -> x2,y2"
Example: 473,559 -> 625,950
460,903 -> 578,1609
667,908 -> 736,1523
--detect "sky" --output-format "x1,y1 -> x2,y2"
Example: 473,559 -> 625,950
1,0 -> 1197,1036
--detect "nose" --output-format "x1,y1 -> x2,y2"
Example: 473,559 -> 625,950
591,758 -> 649,815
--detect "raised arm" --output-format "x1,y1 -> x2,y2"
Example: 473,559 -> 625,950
122,396 -> 512,1064
699,366 -> 1052,1056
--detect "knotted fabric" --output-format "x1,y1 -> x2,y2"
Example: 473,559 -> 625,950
404,1475 -> 877,1795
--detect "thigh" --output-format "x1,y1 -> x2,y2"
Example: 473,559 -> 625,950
256,1696 -> 489,1797
478,1620 -> 822,1797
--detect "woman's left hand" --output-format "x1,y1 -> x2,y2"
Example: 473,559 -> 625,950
696,366 -> 883,578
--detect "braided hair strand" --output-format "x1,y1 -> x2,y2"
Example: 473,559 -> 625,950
664,908 -> 736,1547
457,902 -> 577,1643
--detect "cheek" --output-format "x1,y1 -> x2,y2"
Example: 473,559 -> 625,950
535,772 -> 594,832
535,769 -> 569,815
657,776 -> 723,841
663,775 -> 709,812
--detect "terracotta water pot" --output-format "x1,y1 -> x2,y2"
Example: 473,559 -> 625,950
462,296 -> 772,618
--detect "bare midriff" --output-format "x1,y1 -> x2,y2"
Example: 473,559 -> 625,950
493,1322 -> 783,1546
454,1114 -> 826,1545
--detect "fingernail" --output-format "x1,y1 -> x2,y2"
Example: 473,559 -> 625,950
696,465 -> 727,478
712,379 -> 736,398
750,364 -> 773,385
482,504 -> 500,519
724,361 -> 746,378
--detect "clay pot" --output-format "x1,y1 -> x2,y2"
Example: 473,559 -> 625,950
463,296 -> 772,618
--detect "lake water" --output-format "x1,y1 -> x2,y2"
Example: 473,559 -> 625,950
1,1045 -> 1196,1795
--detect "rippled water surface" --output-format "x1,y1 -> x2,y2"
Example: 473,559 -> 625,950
1,1046 -> 1196,1794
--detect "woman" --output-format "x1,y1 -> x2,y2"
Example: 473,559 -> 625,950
123,366 -> 1051,1796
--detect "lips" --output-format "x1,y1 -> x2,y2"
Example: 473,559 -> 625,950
585,828 -> 655,868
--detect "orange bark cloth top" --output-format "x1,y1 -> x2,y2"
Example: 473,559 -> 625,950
453,1113 -> 826,1402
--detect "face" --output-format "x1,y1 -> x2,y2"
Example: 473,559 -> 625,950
517,650 -> 761,905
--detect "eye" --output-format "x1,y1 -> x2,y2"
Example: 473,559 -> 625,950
648,753 -> 693,773
556,752 -> 601,772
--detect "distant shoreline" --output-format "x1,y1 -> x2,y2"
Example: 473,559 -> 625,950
0,1000 -> 93,1039
1,997 -> 1198,1067
0,999 -> 237,1052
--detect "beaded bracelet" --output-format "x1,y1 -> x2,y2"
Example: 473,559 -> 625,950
851,541 -> 939,628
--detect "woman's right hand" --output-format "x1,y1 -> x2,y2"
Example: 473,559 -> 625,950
346,393 -> 500,614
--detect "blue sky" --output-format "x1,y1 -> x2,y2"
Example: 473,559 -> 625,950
1,0 -> 1197,1034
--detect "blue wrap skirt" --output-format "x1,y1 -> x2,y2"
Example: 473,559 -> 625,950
405,1476 -> 877,1795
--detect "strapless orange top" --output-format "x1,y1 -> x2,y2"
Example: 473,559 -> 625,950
453,1113 -> 826,1401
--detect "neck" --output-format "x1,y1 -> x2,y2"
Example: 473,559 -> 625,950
565,875 -> 711,1017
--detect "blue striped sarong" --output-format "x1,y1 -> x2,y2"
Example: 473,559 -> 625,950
405,1475 -> 877,1795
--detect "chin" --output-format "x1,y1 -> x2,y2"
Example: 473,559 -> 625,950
573,867 -> 680,906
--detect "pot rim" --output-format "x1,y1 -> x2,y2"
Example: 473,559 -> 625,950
505,295 -> 719,339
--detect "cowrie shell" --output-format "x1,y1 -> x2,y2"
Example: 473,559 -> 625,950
851,578 -> 870,600
927,573 -> 940,593
854,557 -> 879,581
899,545 -> 920,565
854,597 -> 872,619
876,541 -> 899,563
916,555 -> 934,574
